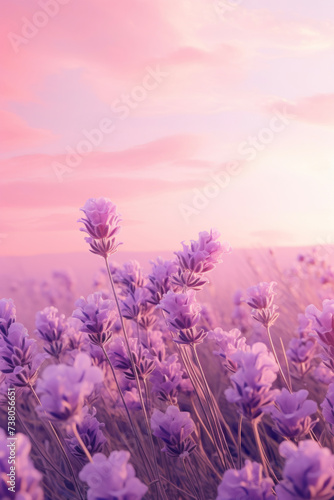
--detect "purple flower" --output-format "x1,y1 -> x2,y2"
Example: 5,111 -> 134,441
121,287 -> 156,330
146,257 -> 178,305
0,298 -> 16,337
78,197 -> 122,258
321,382 -> 334,432
0,322 -> 46,387
209,328 -> 249,373
151,405 -> 196,458
231,292 -> 252,334
115,260 -> 147,294
225,342 -> 279,421
35,306 -> 67,358
266,388 -> 317,439
305,300 -> 334,366
150,354 -> 183,405
108,336 -> 156,381
246,282 -> 277,310
144,329 -> 166,361
276,440 -> 334,500
64,317 -> 89,353
286,337 -> 317,376
66,406 -> 106,463
245,282 -> 279,328
216,460 -> 275,500
36,352 -> 104,424
79,450 -> 147,500
314,363 -> 334,385
157,290 -> 207,344
175,229 -> 231,274
0,429 -> 43,500
170,268 -> 209,292
297,313 -> 314,338
73,292 -> 117,346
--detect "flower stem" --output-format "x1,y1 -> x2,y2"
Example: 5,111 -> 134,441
182,458 -> 200,500
101,345 -> 154,480
28,384 -> 84,500
266,326 -> 291,392
252,420 -> 269,477
72,422 -> 93,463
191,344 -> 235,469
104,257 -> 167,500
17,410 -> 69,481
238,414 -> 243,469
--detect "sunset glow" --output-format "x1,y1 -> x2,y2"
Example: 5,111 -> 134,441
1,0 -> 334,256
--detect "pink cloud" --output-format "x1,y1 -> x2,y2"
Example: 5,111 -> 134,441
266,94 -> 334,127
0,134 -> 202,181
1,110 -> 55,151
0,177 -> 203,209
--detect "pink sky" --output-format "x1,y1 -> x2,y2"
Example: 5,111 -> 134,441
1,0 -> 334,256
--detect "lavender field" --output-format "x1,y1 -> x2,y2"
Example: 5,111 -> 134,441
1,197 -> 334,499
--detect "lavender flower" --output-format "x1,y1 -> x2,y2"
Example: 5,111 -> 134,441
64,317 -> 89,353
266,388 -> 317,439
66,406 -> 106,462
115,260 -> 147,294
78,197 -> 122,258
232,291 -> 252,334
321,382 -> 334,433
0,429 -> 44,500
305,299 -> 334,369
297,313 -> 314,338
0,322 -> 46,387
121,287 -> 156,330
145,329 -> 166,361
276,440 -> 334,500
36,352 -> 104,424
150,354 -> 183,405
108,336 -> 156,381
170,268 -> 209,292
0,298 -> 16,337
175,229 -> 231,274
246,282 -> 277,310
157,290 -> 207,344
209,327 -> 249,373
73,292 -> 117,346
314,363 -> 334,385
245,282 -> 279,328
35,306 -> 67,358
79,450 -> 147,500
286,337 -> 317,376
151,405 -> 196,458
216,460 -> 275,500
225,342 -> 279,421
146,257 -> 178,305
